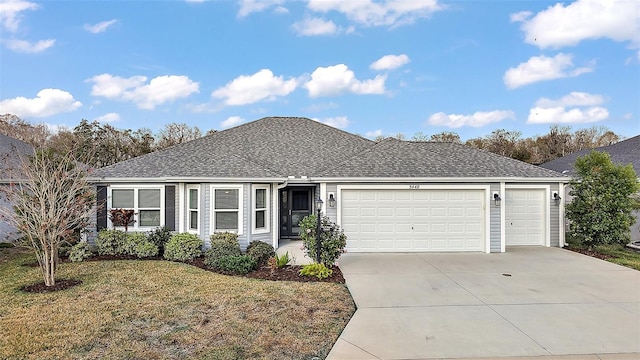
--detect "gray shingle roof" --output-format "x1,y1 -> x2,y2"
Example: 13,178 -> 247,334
320,138 -> 566,178
93,117 -> 373,179
0,134 -> 33,180
93,117 -> 566,180
540,135 -> 640,176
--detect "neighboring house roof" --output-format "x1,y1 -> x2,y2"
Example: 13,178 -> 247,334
93,116 -> 566,181
540,135 -> 640,176
0,134 -> 33,181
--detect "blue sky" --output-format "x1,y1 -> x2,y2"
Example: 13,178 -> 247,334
0,0 -> 638,140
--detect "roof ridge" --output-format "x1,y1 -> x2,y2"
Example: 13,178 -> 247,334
316,138 -> 393,176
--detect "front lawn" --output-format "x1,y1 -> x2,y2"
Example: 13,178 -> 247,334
0,247 -> 355,360
566,243 -> 640,271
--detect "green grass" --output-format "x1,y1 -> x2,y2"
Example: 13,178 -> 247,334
590,244 -> 640,271
565,236 -> 640,271
0,247 -> 355,360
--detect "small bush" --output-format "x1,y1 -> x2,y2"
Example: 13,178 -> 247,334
123,232 -> 148,255
133,241 -> 158,258
214,255 -> 256,275
299,215 -> 347,266
299,263 -> 333,280
246,241 -> 275,267
164,233 -> 203,261
147,226 -> 172,255
204,237 -> 241,268
69,242 -> 93,262
96,229 -> 127,255
0,242 -> 14,248
275,251 -> 291,267
210,232 -> 238,243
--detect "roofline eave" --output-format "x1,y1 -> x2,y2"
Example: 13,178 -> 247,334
88,176 -> 570,184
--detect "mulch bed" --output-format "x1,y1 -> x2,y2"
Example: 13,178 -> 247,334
565,247 -> 612,260
21,279 -> 82,293
19,255 -> 344,293
188,257 -> 345,283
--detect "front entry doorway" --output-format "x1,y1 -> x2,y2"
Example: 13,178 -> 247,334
280,187 -> 314,238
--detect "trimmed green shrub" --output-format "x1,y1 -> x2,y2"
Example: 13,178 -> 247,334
123,232 -> 148,255
213,255 -> 256,275
204,238 -> 241,269
299,215 -> 347,266
299,263 -> 333,279
246,241 -> 275,268
69,242 -> 93,262
164,233 -> 203,261
147,226 -> 172,255
133,241 -> 159,258
210,232 -> 238,243
96,229 -> 127,255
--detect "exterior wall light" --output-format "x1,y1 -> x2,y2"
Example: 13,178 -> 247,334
328,193 -> 336,208
553,192 -> 561,205
493,192 -> 501,206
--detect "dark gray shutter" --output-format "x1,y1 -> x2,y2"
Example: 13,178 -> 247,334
165,185 -> 176,231
97,186 -> 107,231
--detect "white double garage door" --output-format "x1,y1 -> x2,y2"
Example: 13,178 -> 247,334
340,187 -> 547,252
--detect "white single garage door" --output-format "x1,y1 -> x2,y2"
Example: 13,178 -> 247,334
505,189 -> 546,245
341,189 -> 485,252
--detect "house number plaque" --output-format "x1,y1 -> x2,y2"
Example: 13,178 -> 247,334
409,184 -> 420,189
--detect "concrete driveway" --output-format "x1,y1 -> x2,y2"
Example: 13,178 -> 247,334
327,247 -> 640,359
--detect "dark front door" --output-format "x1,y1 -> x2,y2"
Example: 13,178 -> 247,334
280,187 -> 313,238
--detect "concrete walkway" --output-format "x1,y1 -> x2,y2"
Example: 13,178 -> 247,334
327,247 -> 640,360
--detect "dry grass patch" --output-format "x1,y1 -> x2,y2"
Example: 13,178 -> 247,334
0,247 -> 355,359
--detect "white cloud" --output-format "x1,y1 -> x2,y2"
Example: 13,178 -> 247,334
503,53 -> 593,89
221,116 -> 245,128
87,74 -> 199,110
212,69 -> 297,106
623,113 -> 633,120
88,74 -> 147,98
3,38 -> 54,53
513,0 -> 640,49
370,54 -> 410,71
0,0 -> 38,32
307,0 -> 442,28
535,91 -> 604,108
509,11 -> 531,23
238,0 -> 284,17
84,19 -> 117,34
365,129 -> 383,138
304,64 -> 386,97
292,17 -> 338,36
527,91 -> 609,124
528,106 -> 609,125
94,112 -> 120,123
427,110 -> 515,128
0,88 -> 82,118
314,116 -> 349,129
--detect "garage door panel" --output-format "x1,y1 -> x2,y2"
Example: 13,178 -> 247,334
342,189 -> 485,252
506,189 -> 545,246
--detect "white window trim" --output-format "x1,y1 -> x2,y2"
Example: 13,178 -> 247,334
210,184 -> 244,235
187,185 -> 200,234
252,184 -> 270,234
107,185 -> 165,230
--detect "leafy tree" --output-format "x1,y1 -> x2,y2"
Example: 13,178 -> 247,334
0,150 -> 95,286
566,151 -> 640,249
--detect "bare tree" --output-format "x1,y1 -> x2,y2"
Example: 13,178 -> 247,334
156,123 -> 202,150
0,150 -> 95,286
429,131 -> 461,143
